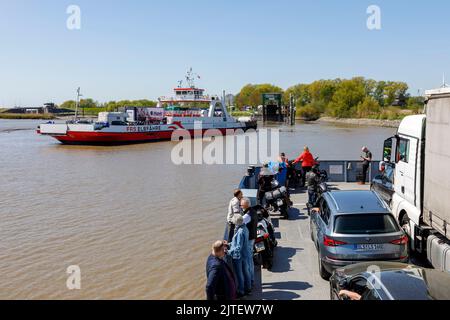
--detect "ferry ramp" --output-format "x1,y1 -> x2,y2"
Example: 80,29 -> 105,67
248,182 -> 370,300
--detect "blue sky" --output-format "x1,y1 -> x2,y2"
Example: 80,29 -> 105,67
1,0 -> 449,107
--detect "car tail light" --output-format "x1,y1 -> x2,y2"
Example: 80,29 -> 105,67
323,236 -> 347,247
390,235 -> 409,245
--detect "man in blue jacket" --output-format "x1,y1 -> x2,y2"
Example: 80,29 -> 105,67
205,240 -> 237,300
227,214 -> 252,298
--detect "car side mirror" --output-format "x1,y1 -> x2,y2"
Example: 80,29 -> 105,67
383,137 -> 394,162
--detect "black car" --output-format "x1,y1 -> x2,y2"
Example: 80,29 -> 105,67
370,164 -> 394,205
330,262 -> 450,300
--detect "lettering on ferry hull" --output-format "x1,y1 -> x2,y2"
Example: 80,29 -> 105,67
126,126 -> 161,133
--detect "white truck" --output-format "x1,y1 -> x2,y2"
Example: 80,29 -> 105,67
383,87 -> 450,272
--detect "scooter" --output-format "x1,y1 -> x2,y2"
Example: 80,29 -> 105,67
253,206 -> 276,270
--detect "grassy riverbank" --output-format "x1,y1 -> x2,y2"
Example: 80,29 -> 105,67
0,113 -> 56,120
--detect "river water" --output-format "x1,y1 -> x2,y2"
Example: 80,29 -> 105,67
0,119 -> 395,299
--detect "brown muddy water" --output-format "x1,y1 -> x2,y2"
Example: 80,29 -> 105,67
0,119 -> 395,299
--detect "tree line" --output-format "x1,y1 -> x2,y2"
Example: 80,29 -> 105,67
59,99 -> 157,113
234,78 -> 424,120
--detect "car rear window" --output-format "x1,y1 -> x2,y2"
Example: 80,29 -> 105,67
334,214 -> 400,234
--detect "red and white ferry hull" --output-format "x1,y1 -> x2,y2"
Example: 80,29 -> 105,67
38,121 -> 257,145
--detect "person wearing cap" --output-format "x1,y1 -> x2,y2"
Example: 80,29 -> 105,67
205,240 -> 237,300
293,146 -> 316,186
360,146 -> 373,185
227,214 -> 252,298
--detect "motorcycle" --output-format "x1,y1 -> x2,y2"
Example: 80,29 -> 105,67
306,158 -> 329,214
253,206 -> 277,270
314,157 -> 329,191
264,180 -> 290,219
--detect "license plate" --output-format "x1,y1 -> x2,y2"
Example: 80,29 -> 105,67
355,244 -> 384,251
255,242 -> 265,252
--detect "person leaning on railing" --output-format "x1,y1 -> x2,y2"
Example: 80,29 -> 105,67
205,240 -> 237,301
293,146 -> 316,187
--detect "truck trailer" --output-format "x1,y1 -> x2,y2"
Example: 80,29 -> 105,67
383,87 -> 450,272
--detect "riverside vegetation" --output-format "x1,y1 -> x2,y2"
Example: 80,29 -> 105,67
234,77 -> 424,121
1,78 -> 424,121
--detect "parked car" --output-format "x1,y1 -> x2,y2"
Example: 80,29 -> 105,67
330,261 -> 450,300
310,190 -> 409,280
370,163 -> 394,206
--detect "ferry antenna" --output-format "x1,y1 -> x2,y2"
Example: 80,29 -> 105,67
74,87 -> 83,121
443,73 -> 448,88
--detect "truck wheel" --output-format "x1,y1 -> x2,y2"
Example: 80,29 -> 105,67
401,214 -> 411,237
401,214 -> 413,254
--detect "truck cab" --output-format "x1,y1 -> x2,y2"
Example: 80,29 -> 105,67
383,88 -> 450,272
383,115 -> 426,251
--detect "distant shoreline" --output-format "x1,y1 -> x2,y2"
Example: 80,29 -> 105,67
1,113 -> 401,129
312,117 -> 401,128
0,113 -> 56,120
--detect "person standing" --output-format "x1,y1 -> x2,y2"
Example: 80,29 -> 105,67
227,214 -> 252,298
293,146 -> 316,187
360,146 -> 373,185
241,197 -> 257,288
227,189 -> 243,241
205,240 -> 237,301
268,153 -> 289,187
305,167 -> 319,206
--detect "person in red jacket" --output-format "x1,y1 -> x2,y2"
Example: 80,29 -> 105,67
293,146 -> 316,186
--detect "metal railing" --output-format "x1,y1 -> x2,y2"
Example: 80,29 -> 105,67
227,159 -> 382,239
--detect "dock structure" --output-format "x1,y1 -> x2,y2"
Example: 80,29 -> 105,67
249,182 -> 370,300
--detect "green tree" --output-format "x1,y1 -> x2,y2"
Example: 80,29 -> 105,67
328,78 -> 366,118
79,98 -> 98,109
356,96 -> 381,118
235,84 -> 283,108
60,100 -> 76,110
384,81 -> 408,106
308,79 -> 338,104
283,84 -> 311,106
296,100 -> 326,121
373,81 -> 387,106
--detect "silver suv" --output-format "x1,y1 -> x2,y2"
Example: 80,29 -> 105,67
310,190 -> 408,280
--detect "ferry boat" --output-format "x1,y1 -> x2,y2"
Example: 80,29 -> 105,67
37,71 -> 257,145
